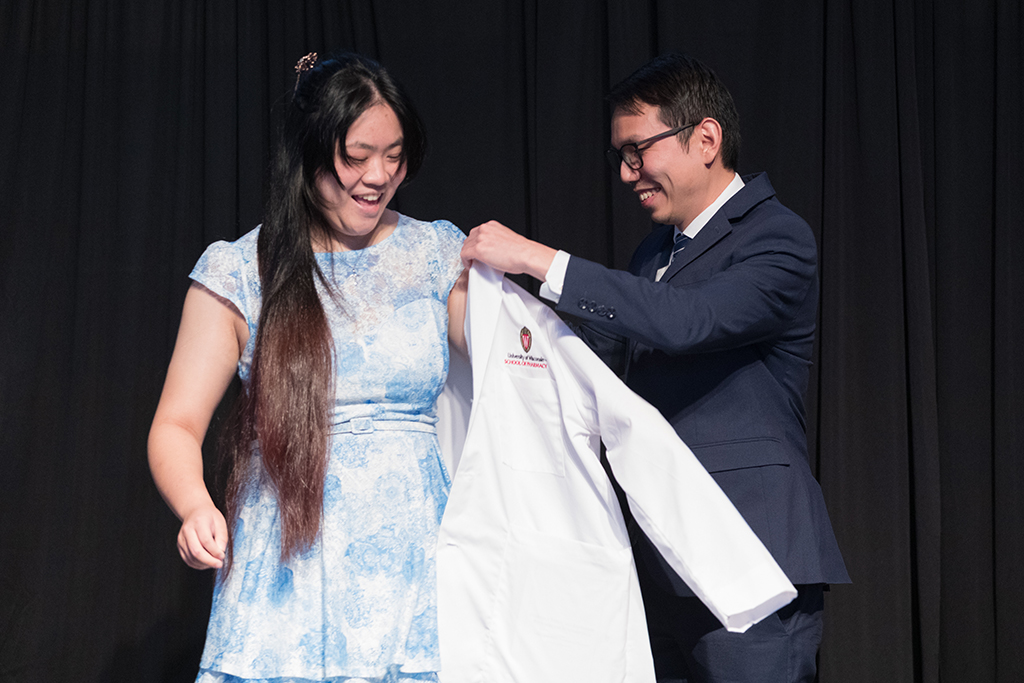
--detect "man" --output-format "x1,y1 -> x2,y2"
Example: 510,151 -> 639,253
460,53 -> 849,682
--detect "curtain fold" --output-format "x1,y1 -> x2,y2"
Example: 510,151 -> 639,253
992,2 -> 1024,682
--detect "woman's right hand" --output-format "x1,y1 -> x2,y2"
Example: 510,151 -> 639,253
149,282 -> 247,571
178,503 -> 229,570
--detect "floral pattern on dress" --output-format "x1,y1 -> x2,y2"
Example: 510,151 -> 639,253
188,215 -> 465,683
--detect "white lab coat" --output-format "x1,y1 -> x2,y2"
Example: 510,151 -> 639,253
435,264 -> 796,683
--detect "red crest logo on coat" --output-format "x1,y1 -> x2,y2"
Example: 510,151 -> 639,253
520,327 -> 532,353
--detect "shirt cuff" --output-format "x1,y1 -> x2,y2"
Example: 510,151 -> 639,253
538,250 -> 571,303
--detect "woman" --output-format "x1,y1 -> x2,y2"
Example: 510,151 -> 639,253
148,52 -> 467,683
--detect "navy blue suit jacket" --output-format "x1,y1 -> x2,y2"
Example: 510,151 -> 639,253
558,173 -> 849,595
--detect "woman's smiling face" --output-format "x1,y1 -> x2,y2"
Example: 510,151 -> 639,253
316,102 -> 407,251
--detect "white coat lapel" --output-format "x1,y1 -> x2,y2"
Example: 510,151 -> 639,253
467,263 -> 504,397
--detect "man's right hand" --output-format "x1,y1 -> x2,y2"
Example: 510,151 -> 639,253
461,220 -> 557,281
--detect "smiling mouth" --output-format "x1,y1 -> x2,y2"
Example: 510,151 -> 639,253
353,193 -> 382,206
638,189 -> 657,202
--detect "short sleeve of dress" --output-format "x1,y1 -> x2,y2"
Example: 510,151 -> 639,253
432,220 -> 466,301
188,228 -> 259,325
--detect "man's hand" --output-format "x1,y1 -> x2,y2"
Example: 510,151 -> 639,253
461,220 -> 557,281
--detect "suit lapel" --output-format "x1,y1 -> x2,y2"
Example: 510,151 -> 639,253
642,227 -> 675,281
659,173 -> 775,283
661,215 -> 732,282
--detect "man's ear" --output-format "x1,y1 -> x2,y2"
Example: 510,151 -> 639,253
694,118 -> 723,166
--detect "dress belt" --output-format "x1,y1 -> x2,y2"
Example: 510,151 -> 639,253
330,416 -> 436,435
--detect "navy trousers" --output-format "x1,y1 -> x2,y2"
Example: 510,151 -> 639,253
640,579 -> 826,683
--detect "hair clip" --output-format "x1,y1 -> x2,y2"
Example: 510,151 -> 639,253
293,52 -> 318,95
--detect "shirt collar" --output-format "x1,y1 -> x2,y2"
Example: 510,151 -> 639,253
678,172 -> 745,241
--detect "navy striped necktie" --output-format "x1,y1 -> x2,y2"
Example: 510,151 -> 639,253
670,232 -> 691,265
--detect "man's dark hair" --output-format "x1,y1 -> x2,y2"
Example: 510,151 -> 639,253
609,53 -> 741,171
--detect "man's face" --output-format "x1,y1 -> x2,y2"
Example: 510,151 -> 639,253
610,103 -> 706,229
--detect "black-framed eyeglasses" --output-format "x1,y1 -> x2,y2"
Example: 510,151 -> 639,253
605,123 -> 696,171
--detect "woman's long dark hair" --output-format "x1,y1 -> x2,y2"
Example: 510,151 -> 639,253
220,52 -> 427,570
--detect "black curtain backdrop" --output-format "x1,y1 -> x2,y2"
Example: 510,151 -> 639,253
1,1 -> 1021,681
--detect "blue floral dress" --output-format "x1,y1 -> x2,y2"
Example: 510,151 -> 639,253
188,215 -> 465,683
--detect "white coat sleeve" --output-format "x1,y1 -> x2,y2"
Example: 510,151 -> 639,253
556,329 -> 797,632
